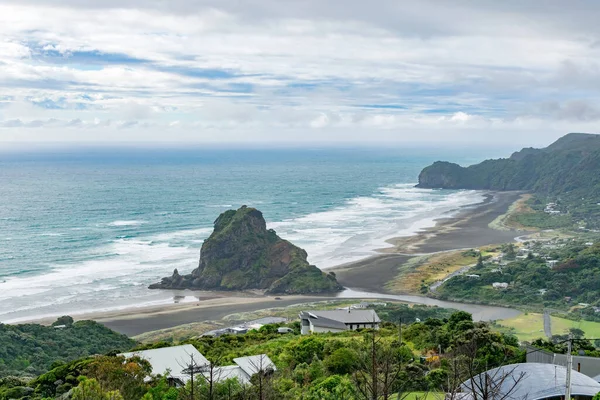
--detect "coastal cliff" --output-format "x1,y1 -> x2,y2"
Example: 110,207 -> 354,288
417,132 -> 600,195
149,206 -> 343,294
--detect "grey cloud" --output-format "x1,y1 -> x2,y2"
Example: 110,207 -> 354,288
532,100 -> 600,122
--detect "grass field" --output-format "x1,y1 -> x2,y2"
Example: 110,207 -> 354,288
495,313 -> 600,342
386,250 -> 481,294
494,313 -> 546,342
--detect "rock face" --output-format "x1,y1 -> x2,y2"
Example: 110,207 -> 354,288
149,206 -> 343,294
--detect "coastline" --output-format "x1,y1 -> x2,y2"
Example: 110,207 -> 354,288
332,191 -> 526,293
21,190 -> 529,336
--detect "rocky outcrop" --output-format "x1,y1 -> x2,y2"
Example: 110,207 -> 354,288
149,206 -> 343,294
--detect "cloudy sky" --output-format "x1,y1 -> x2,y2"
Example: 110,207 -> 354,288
1,0 -> 599,148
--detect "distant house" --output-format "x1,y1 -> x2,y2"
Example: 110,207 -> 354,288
120,344 -> 209,386
492,282 -> 509,289
465,274 -> 480,279
299,309 -> 380,334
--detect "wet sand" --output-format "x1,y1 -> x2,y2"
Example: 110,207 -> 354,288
333,191 -> 525,292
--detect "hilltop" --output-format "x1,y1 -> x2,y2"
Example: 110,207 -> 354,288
150,206 -> 342,294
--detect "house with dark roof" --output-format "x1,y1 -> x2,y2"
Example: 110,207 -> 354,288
299,309 -> 380,334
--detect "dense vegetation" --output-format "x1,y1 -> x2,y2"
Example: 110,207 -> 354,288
150,206 -> 342,294
0,317 -> 135,378
417,133 -> 600,229
0,312 -> 526,400
437,241 -> 600,315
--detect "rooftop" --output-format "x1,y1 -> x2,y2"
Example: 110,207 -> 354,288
462,363 -> 600,400
120,344 -> 209,383
300,309 -> 380,324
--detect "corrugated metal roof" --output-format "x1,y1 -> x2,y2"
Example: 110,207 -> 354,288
120,344 -> 209,383
462,363 -> 600,399
233,354 -> 276,378
301,309 -> 380,324
212,365 -> 249,383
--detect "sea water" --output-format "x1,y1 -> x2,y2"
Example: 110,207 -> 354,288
0,147 -> 500,323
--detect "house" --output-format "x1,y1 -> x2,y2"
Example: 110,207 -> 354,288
465,274 -> 480,279
212,354 -> 276,384
527,345 -> 600,381
492,282 -> 509,289
120,344 -> 209,386
463,363 -> 600,400
120,345 -> 276,387
277,327 -> 294,334
299,309 -> 380,334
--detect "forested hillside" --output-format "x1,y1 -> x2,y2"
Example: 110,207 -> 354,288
437,241 -> 600,317
0,317 -> 135,378
417,133 -> 600,228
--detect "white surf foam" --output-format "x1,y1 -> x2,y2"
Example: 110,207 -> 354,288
270,184 -> 484,268
107,220 -> 147,227
0,184 -> 485,323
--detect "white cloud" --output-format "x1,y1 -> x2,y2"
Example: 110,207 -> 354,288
0,1 -> 599,147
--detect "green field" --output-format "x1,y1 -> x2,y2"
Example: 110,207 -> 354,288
496,313 -> 600,341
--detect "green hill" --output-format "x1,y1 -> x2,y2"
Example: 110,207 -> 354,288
0,317 -> 135,378
417,133 -> 600,228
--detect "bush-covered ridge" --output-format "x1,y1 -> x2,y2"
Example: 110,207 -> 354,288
150,206 -> 343,294
0,317 -> 135,378
417,132 -> 600,229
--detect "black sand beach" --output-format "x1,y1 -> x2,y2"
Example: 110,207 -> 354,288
90,191 -> 527,336
333,191 -> 525,292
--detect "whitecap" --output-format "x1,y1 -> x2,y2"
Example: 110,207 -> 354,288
107,220 -> 146,227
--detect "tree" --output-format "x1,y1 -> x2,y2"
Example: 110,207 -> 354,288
84,356 -> 150,400
52,315 -> 74,327
476,253 -> 484,268
72,378 -> 106,400
324,348 -> 359,375
352,328 -> 402,400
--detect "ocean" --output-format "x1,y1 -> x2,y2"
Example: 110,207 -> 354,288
0,147 -> 502,323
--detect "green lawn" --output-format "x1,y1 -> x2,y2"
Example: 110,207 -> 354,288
494,313 -> 546,342
495,313 -> 600,342
551,316 -> 600,338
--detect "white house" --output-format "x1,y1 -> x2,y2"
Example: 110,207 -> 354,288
120,344 -> 209,386
120,345 -> 275,386
212,354 -> 276,384
492,282 -> 509,289
299,309 -> 380,334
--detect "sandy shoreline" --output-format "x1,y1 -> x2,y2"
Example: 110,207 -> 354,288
22,191 -> 528,336
332,191 -> 526,292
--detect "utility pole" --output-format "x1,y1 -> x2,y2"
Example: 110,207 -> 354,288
566,333 -> 573,400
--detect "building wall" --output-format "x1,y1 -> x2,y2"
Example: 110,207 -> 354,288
527,346 -> 600,379
309,323 -> 345,334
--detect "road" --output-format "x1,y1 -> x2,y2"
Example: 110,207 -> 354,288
543,310 -> 552,338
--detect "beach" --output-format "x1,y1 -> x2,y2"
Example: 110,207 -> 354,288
74,190 -> 526,336
332,191 -> 524,292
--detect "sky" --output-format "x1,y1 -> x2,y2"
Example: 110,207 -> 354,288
1,0 -> 600,148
